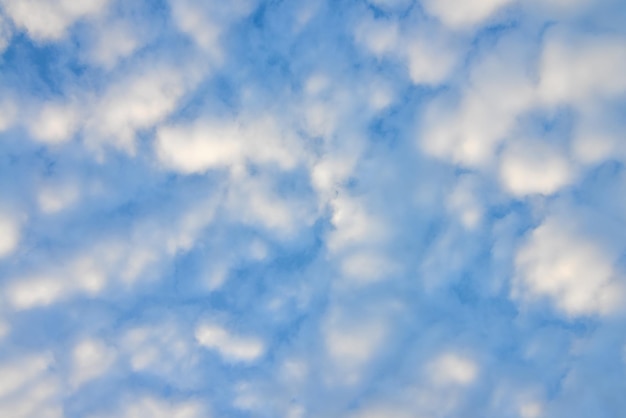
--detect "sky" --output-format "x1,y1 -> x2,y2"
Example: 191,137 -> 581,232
1,0 -> 626,417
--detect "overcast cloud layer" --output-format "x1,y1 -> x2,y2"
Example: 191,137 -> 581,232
1,0 -> 626,417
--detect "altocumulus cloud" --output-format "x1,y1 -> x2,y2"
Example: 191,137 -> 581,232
1,0 -> 626,417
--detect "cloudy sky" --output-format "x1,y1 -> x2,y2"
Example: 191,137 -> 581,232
1,0 -> 626,417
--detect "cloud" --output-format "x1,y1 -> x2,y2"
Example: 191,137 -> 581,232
538,30 -> 626,105
428,352 -> 478,386
324,318 -> 386,381
1,0 -> 110,41
0,97 -> 17,132
354,13 -> 461,86
91,396 -> 205,418
169,0 -> 256,61
195,323 -> 265,362
37,181 -> 80,214
156,115 -> 301,174
499,139 -> 576,197
1,0 -> 626,417
28,102 -> 79,144
85,61 -> 205,153
419,32 -> 536,167
0,353 -> 61,418
71,338 -> 116,387
0,13 -> 11,53
513,216 -> 624,317
84,19 -> 142,69
421,0 -> 513,29
4,194 -> 219,310
0,210 -> 21,258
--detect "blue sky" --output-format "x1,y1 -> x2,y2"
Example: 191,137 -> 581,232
1,0 -> 626,417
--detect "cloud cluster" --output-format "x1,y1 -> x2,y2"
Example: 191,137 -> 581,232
1,0 -> 626,417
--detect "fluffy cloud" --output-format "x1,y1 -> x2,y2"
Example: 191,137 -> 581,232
513,216 -> 624,317
354,14 -> 461,86
196,323 -> 265,362
71,339 -> 116,387
1,0 -> 626,417
156,116 -> 301,174
28,102 -> 79,144
0,14 -> 11,53
421,0 -> 513,28
499,139 -> 576,197
86,62 -> 204,153
419,33 -> 536,167
538,31 -> 626,105
0,210 -> 21,258
91,397 -> 204,418
169,0 -> 256,61
1,0 -> 110,41
0,354 -> 61,418
428,352 -> 478,386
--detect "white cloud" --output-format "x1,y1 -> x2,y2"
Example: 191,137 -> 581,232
71,338 -> 116,387
419,34 -> 535,167
428,352 -> 478,386
340,251 -> 397,284
6,254 -> 107,310
0,98 -> 17,132
404,32 -> 459,85
292,0 -> 321,31
156,116 -> 300,174
0,210 -> 21,258
29,102 -> 79,144
281,359 -> 309,384
0,354 -> 53,398
196,323 -> 264,362
499,140 -> 576,197
87,62 -> 203,153
0,380 -> 61,418
170,1 -> 221,58
0,320 -> 8,340
121,322 -> 196,380
327,195 -> 389,253
86,20 -> 142,69
224,171 -> 314,236
5,194 -> 220,310
323,311 -> 388,385
520,401 -> 544,418
354,18 -> 399,58
37,182 -> 79,214
568,101 -> 626,171
513,217 -> 624,317
421,0 -> 513,29
6,249 -> 115,310
157,115 -> 314,236
538,31 -> 626,105
304,73 -> 330,96
156,122 -> 242,172
351,405 -> 414,418
354,17 -> 459,86
0,353 -> 62,418
446,175 -> 483,229
310,155 -> 358,197
2,1 -> 626,416
170,0 -> 255,61
93,397 -> 204,418
7,275 -> 68,310
0,14 -> 11,54
571,125 -> 618,166
1,0 -> 110,41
